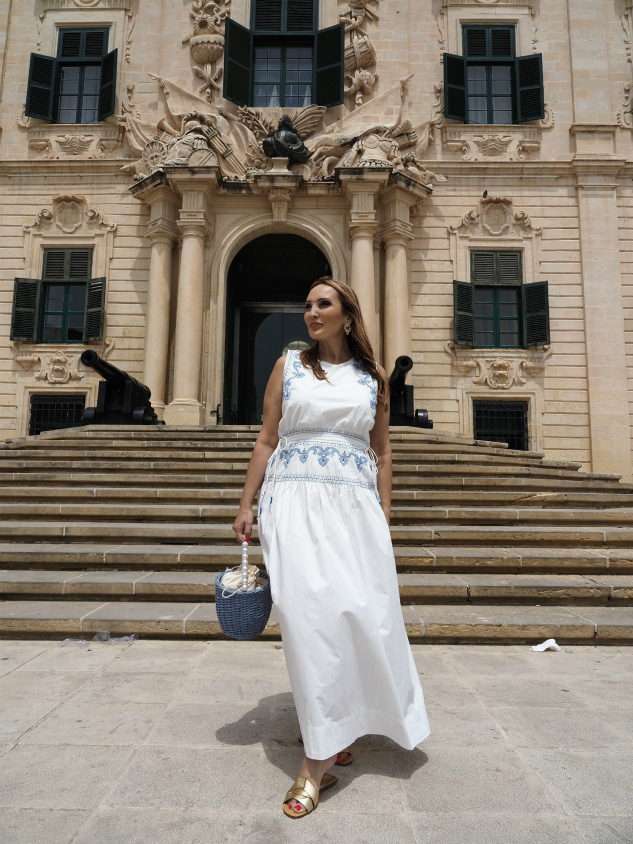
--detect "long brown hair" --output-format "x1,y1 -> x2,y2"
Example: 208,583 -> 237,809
300,276 -> 389,409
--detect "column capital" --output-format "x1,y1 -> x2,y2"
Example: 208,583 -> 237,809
170,177 -> 214,241
380,224 -> 413,246
146,218 -> 179,245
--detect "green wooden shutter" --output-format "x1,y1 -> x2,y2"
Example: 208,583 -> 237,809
315,23 -> 344,107
253,0 -> 283,32
98,49 -> 118,121
224,18 -> 253,106
85,30 -> 107,57
68,249 -> 93,279
83,278 -> 106,342
464,28 -> 487,58
43,248 -> 93,280
25,54 -> 57,121
471,251 -> 496,283
490,27 -> 514,59
59,30 -> 83,58
11,279 -> 41,342
287,0 -> 315,32
516,53 -> 544,122
443,53 -> 467,121
497,251 -> 522,285
454,280 -> 475,346
522,280 -> 549,346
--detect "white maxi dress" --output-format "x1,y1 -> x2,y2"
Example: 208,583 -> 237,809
258,350 -> 430,760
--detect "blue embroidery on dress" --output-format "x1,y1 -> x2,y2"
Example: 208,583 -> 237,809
282,427 -> 369,448
282,350 -> 305,401
278,444 -> 369,472
352,362 -> 377,410
267,473 -> 378,493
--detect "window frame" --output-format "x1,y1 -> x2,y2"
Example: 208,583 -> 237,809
473,285 -> 522,349
252,36 -> 314,108
39,282 -> 88,345
462,25 -> 516,125
54,27 -> 109,125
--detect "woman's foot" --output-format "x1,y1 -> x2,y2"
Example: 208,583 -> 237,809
285,754 -> 338,815
297,733 -> 352,765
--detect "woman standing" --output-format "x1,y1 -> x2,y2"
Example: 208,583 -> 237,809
232,277 -> 430,818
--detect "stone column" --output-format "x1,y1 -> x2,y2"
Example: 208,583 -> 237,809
379,181 -> 429,372
163,178 -> 214,426
339,170 -> 389,350
139,185 -> 180,418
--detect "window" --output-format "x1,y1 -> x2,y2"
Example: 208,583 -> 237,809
25,29 -> 117,124
10,249 -> 106,344
444,26 -> 544,124
224,0 -> 344,108
453,251 -> 550,348
29,394 -> 86,437
473,400 -> 528,451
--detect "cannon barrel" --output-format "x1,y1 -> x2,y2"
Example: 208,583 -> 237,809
80,350 -> 151,401
80,350 -> 161,426
388,355 -> 414,395
388,354 -> 433,430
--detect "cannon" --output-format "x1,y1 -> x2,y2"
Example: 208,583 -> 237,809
389,355 -> 433,429
80,350 -> 163,426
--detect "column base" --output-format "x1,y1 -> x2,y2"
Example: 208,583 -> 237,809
163,400 -> 205,426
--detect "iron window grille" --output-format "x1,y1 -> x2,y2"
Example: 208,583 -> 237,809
25,28 -> 117,124
224,0 -> 344,107
453,251 -> 550,349
29,394 -> 86,437
444,25 -> 544,124
10,248 -> 106,344
473,400 -> 529,451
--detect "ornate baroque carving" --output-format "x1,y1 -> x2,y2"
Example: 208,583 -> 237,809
125,10 -> 136,63
24,195 -> 116,234
623,3 -> 633,62
445,343 -> 551,390
442,125 -> 542,161
183,0 -> 231,101
617,83 -> 633,129
268,189 -> 293,223
341,0 -> 379,106
27,125 -> 123,159
449,195 -> 541,237
11,339 -> 115,381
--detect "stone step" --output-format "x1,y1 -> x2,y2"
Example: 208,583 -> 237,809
0,501 -> 631,526
0,485 -> 632,508
0,599 -> 630,643
0,470 -> 633,494
0,543 -> 630,573
1,570 -> 631,604
1,520 -> 633,548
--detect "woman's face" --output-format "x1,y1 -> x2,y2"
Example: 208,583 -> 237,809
304,284 -> 351,342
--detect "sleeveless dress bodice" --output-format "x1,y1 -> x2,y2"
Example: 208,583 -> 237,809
257,349 -> 430,760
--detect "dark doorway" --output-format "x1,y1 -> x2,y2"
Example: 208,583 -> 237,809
473,400 -> 529,451
223,234 -> 330,424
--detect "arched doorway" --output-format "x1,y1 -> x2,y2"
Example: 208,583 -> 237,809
223,234 -> 331,424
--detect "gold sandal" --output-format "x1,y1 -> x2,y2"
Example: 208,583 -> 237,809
283,772 -> 338,818
297,736 -> 353,766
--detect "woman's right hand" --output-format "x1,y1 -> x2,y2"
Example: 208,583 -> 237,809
232,505 -> 254,544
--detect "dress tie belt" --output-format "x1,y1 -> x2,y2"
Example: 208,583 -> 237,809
264,428 -> 378,512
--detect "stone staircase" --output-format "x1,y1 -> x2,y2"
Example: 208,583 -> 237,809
0,425 -> 632,644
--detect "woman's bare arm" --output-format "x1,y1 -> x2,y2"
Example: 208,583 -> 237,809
231,355 -> 285,542
369,366 -> 392,524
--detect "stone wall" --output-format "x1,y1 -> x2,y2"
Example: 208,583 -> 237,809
0,0 -> 631,478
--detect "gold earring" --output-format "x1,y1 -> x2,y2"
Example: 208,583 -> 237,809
344,322 -> 351,335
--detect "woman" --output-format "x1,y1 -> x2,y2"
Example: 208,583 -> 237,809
232,277 -> 430,818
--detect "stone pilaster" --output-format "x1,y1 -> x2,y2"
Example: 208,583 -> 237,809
339,169 -> 390,350
140,185 -> 180,418
163,174 -> 215,426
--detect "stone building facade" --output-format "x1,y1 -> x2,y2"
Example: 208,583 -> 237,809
0,0 -> 632,480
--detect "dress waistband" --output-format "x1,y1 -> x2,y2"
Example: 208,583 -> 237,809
278,427 -> 370,449
264,427 -> 378,511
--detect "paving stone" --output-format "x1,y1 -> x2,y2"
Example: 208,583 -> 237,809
522,750 -> 633,817
134,572 -> 219,598
490,706 -> 623,750
0,601 -> 101,635
81,602 -> 200,636
0,745 -> 133,809
23,701 -> 165,747
244,811 -> 418,844
0,641 -> 51,676
458,574 -> 609,602
72,808 -> 246,844
147,702 -> 272,748
409,815 -> 583,844
572,606 -> 633,640
397,573 -> 467,601
64,572 -> 148,596
0,809 -> 88,844
572,817 -> 633,844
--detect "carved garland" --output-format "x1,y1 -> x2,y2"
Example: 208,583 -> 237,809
341,0 -> 380,107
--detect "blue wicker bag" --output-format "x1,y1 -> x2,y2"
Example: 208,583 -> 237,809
215,541 -> 272,640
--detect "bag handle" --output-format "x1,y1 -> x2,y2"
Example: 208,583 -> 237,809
241,536 -> 249,591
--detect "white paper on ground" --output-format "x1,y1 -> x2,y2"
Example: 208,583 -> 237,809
530,638 -> 561,652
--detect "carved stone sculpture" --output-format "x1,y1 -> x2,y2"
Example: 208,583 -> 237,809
163,116 -> 219,167
262,116 -> 310,164
182,1 -> 231,100
341,0 -> 379,106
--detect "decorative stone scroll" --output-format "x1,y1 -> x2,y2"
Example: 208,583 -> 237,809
617,83 -> 633,129
24,195 -> 117,235
26,124 -> 123,160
